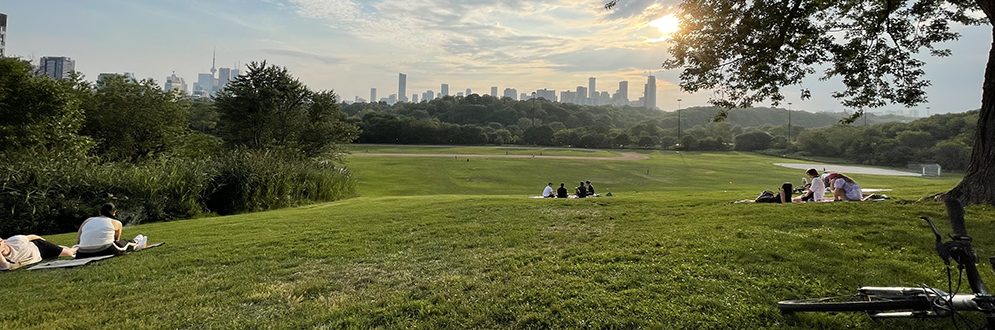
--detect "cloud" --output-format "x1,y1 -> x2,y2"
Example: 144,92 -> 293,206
261,49 -> 344,65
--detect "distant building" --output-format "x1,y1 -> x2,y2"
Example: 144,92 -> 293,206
600,91 -> 610,106
38,57 -> 75,80
196,73 -> 214,94
576,86 -> 588,104
388,94 -> 397,105
398,73 -> 407,102
370,88 -> 377,103
426,90 -> 434,100
456,92 -> 464,97
412,94 -> 418,103
520,93 -> 528,100
490,86 -> 498,96
589,77 -> 596,100
441,83 -> 449,96
218,67 -> 232,91
465,88 -> 471,96
615,81 -> 629,105
503,88 -> 518,100
561,90 -> 577,104
644,75 -> 657,109
536,88 -> 556,102
164,71 -> 188,94
231,68 -> 240,77
96,72 -> 136,85
0,13 -> 7,57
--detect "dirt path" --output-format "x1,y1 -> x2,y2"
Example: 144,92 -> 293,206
349,152 -> 649,161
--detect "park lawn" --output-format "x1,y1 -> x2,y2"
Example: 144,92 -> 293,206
345,144 -> 623,158
1,148 -> 985,329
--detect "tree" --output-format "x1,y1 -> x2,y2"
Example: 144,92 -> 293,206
0,58 -> 90,154
215,61 -> 358,158
523,125 -> 556,145
734,132 -> 773,151
607,0 -> 995,206
82,75 -> 190,161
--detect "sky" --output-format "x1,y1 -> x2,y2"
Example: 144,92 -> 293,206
1,0 -> 990,114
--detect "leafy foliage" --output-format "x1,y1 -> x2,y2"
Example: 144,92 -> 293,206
0,57 -> 91,154
215,61 -> 359,158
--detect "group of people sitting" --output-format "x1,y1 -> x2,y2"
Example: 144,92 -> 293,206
746,168 -> 864,203
1,203 -> 150,271
542,181 -> 599,198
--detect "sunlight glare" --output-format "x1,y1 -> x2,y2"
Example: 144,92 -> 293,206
649,14 -> 680,35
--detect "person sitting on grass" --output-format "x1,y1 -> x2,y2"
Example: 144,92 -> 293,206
75,203 -> 149,258
1,235 -> 77,270
576,182 -> 587,198
743,182 -> 793,203
586,181 -> 596,196
557,183 -> 568,198
542,182 -> 555,198
796,168 -> 826,202
827,173 -> 862,202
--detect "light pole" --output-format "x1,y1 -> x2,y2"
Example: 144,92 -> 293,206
787,102 -> 792,142
531,92 -> 537,127
926,106 -> 930,117
677,98 -> 682,148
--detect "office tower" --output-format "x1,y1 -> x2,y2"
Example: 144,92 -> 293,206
463,88 -> 470,96
600,91 -> 610,105
388,94 -> 397,105
398,73 -> 407,102
645,75 -> 657,109
561,90 -> 576,104
503,88 -> 518,100
370,88 -> 377,103
457,92 -> 464,97
491,86 -> 498,96
441,83 -> 449,96
589,77 -> 596,99
616,81 -> 629,105
520,93 -> 528,100
536,88 -> 556,102
412,94 -> 419,103
231,69 -> 240,77
218,67 -> 232,90
426,90 -> 434,100
197,73 -> 214,94
164,71 -> 188,94
38,57 -> 75,80
577,86 -> 588,104
0,13 -> 7,57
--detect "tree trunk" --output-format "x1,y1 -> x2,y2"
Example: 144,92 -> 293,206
948,24 -> 995,206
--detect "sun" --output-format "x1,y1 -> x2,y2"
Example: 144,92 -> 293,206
649,14 -> 680,35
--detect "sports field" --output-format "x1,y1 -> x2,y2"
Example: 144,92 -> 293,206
1,146 -> 989,329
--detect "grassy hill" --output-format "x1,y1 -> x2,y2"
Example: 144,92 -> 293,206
2,147 -> 990,329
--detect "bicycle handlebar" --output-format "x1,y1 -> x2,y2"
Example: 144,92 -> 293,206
946,198 -> 969,238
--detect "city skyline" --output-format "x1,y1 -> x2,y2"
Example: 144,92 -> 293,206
0,1 -> 989,113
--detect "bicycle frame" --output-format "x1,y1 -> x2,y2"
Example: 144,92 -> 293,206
857,286 -> 984,318
941,199 -> 995,327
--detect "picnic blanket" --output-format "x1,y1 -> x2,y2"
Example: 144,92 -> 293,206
28,242 -> 165,270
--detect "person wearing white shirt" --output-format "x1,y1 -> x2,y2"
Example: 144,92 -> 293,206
1,235 -> 76,270
75,203 -> 149,258
542,183 -> 555,198
798,168 -> 826,202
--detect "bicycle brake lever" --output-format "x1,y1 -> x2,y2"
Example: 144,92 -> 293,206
922,216 -> 944,244
923,217 -> 952,266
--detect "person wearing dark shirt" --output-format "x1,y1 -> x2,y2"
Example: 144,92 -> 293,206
556,183 -> 568,198
586,181 -> 595,195
575,182 -> 587,198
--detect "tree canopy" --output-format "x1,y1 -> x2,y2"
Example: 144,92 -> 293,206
608,0 -> 995,205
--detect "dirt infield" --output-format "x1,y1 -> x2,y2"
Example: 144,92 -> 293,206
349,152 -> 650,161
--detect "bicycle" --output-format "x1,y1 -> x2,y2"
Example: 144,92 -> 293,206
777,200 -> 995,329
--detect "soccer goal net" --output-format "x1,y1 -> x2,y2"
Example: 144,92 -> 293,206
908,164 -> 942,177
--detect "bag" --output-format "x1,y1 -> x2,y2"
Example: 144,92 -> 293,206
755,190 -> 778,203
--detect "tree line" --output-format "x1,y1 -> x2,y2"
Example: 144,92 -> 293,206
0,58 -> 358,236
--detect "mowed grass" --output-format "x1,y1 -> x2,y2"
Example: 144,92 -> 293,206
2,147 -> 991,329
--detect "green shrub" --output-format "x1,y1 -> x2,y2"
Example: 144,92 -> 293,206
0,150 -> 356,236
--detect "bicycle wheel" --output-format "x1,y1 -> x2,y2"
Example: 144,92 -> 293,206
778,295 -> 932,312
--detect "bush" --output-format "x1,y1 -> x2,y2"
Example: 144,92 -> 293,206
0,150 -> 356,236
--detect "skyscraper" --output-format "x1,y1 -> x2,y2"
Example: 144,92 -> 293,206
644,75 -> 657,109
503,88 -> 517,100
370,88 -> 377,103
398,73 -> 407,102
589,77 -> 597,99
412,94 -> 418,103
616,81 -> 629,105
197,73 -> 214,94
38,57 -> 75,80
577,86 -> 588,104
536,88 -> 556,102
164,71 -> 187,94
465,88 -> 471,96
0,13 -> 7,57
490,86 -> 498,96
441,83 -> 449,96
426,90 -> 434,100
218,67 -> 232,91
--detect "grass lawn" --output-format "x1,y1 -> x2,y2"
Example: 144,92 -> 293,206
2,147 -> 990,329
346,144 -> 623,158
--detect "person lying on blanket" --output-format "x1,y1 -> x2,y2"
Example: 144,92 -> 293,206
1,235 -> 77,270
75,203 -> 150,258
